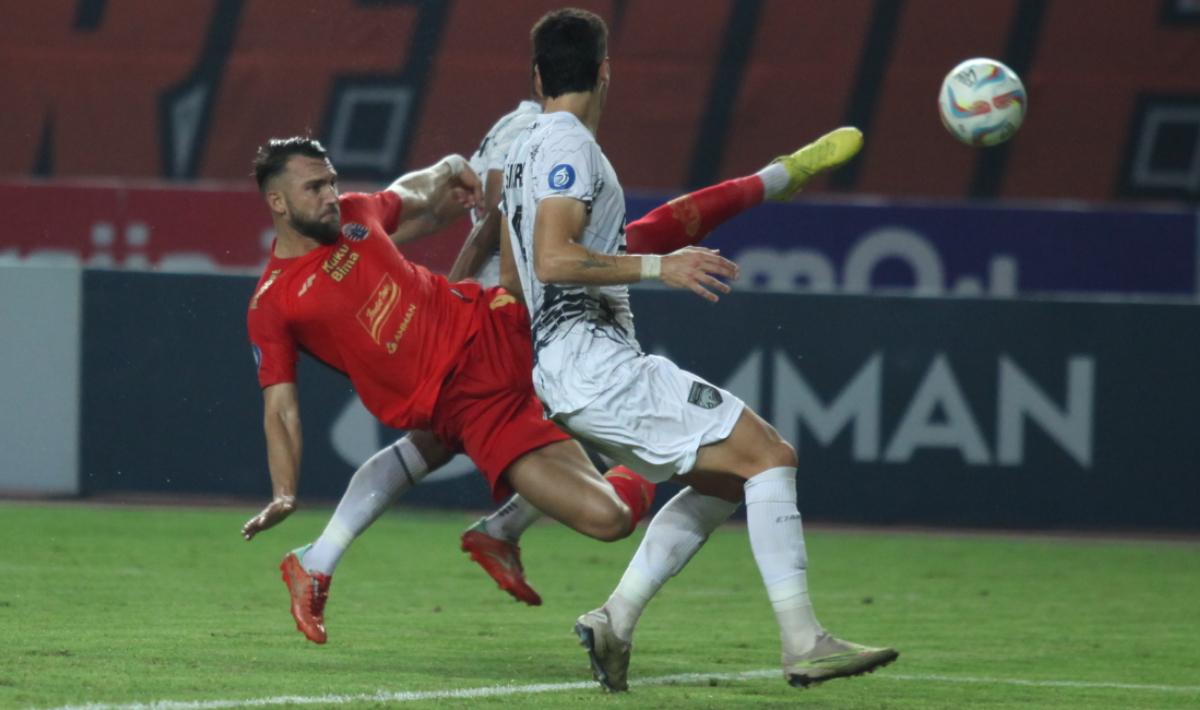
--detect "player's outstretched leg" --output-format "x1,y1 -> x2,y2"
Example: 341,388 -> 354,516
572,486 -> 740,690
765,126 -> 863,201
303,434 -> 435,576
690,408 -> 897,689
460,509 -> 543,606
624,126 -> 863,256
279,544 -> 331,644
277,433 -> 443,643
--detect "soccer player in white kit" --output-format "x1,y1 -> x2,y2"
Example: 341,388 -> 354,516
497,8 -> 898,692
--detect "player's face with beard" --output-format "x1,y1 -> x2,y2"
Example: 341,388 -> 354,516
283,156 -> 341,244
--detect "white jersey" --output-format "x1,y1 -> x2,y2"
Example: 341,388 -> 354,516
468,100 -> 541,227
502,111 -> 639,415
465,100 -> 540,285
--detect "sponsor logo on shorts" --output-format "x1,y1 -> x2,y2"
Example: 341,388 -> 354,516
548,163 -> 576,190
341,222 -> 369,241
357,273 -> 402,344
687,382 -> 723,409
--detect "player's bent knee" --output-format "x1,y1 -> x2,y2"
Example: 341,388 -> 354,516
585,500 -> 633,542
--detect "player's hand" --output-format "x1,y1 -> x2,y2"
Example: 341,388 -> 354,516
659,247 -> 739,303
241,495 -> 297,541
447,159 -> 483,211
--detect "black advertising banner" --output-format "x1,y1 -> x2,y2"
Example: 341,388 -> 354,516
80,270 -> 497,507
633,291 -> 1200,530
81,272 -> 1200,530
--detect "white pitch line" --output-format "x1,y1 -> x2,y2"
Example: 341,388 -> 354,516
37,668 -> 1200,710
39,671 -> 777,710
880,673 -> 1200,694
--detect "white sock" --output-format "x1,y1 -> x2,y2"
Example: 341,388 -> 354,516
304,436 -> 429,575
744,466 -> 822,658
605,487 -> 739,642
482,494 -> 543,542
755,163 -> 791,198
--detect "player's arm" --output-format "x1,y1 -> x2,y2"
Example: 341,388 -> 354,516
498,208 -> 524,301
533,197 -> 740,302
387,155 -> 483,245
446,169 -> 505,281
242,382 -> 303,540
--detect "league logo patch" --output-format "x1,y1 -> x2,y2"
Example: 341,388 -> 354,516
341,222 -> 369,241
251,344 -> 262,369
687,382 -> 723,410
548,163 -> 576,190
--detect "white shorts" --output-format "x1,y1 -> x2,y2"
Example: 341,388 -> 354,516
553,354 -> 745,482
474,254 -> 502,288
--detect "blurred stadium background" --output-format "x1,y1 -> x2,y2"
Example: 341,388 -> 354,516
3,2 -> 1200,708
3,0 -> 1198,528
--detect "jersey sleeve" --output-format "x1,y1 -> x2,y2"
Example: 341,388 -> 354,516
247,298 -> 298,388
531,129 -> 602,205
485,113 -> 536,174
343,190 -> 404,234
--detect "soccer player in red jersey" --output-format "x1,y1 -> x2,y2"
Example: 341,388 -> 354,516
241,137 -> 685,644
300,110 -> 865,608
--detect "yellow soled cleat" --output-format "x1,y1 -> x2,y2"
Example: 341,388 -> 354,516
784,631 -> 898,688
769,126 -> 864,200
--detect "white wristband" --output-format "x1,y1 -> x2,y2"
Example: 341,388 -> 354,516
640,255 -> 662,281
442,154 -> 468,177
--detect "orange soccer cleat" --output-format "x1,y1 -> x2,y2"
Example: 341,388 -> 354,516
460,520 -> 542,606
279,546 -> 331,644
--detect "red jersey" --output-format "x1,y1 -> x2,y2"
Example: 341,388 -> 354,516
247,190 -> 484,430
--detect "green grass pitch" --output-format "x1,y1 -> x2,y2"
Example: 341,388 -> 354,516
2,502 -> 1199,709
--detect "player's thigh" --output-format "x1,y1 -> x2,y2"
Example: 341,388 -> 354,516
690,406 -> 797,479
504,438 -> 628,539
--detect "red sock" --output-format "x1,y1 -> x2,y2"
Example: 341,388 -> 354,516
626,175 -> 765,255
603,465 -> 657,529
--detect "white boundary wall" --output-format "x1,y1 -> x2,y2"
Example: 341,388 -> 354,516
0,264 -> 81,494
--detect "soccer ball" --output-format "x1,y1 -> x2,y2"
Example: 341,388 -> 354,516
938,58 -> 1027,147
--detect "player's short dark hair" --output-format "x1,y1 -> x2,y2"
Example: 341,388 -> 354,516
531,8 -> 608,98
252,137 -> 328,191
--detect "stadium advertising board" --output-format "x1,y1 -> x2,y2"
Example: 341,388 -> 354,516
77,272 -> 1200,530
5,181 -> 1197,300
625,196 -> 1200,300
0,181 -> 466,278
633,292 -> 1200,530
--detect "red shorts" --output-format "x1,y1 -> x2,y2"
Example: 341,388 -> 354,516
429,288 -> 570,501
